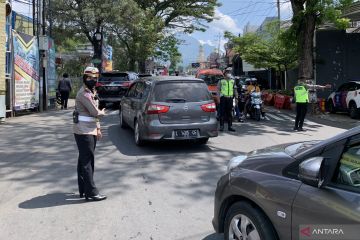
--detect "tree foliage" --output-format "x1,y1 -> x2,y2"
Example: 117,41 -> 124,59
289,0 -> 354,81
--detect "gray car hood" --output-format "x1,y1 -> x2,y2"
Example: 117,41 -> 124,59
237,142 -> 319,175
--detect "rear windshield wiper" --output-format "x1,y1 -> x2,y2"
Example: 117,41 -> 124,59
165,98 -> 187,103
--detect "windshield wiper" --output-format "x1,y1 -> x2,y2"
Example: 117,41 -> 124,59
165,98 -> 187,103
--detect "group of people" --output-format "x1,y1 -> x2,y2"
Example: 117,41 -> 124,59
217,68 -> 263,132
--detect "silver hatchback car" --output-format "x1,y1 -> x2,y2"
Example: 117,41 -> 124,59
119,76 -> 218,146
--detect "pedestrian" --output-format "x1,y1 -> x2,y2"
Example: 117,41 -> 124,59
58,73 -> 72,109
217,68 -> 237,132
293,79 -> 331,131
73,66 -> 107,201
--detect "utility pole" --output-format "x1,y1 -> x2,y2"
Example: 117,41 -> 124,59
277,0 -> 281,28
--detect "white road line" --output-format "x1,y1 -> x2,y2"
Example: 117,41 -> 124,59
107,110 -> 118,116
281,114 -> 295,121
266,113 -> 284,121
265,116 -> 270,121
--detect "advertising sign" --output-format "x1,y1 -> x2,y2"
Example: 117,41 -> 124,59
12,30 -> 40,110
102,44 -> 113,72
47,38 -> 57,103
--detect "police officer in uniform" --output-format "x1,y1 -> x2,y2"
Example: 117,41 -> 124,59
294,81 -> 309,131
294,79 -> 331,131
73,67 -> 107,201
217,68 -> 237,132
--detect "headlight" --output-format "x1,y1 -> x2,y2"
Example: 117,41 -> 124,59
227,155 -> 247,172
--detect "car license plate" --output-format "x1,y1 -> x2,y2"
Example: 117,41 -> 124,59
107,86 -> 119,91
174,129 -> 198,139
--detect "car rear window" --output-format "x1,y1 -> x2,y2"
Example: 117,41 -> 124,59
99,73 -> 129,82
198,75 -> 223,86
153,81 -> 212,102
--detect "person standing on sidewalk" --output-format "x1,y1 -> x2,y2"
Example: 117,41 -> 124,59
73,67 -> 107,201
217,68 -> 237,132
58,73 -> 72,109
294,79 -> 331,131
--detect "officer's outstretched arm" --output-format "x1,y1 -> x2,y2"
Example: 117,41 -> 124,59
80,94 -> 105,117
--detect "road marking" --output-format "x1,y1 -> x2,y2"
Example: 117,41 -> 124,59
265,116 -> 270,121
281,114 -> 295,121
266,113 -> 284,121
107,110 -> 118,116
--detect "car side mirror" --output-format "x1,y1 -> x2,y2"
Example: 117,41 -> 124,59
298,157 -> 326,188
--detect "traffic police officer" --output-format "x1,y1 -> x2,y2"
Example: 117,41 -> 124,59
294,81 -> 309,131
217,68 -> 237,132
73,66 -> 107,201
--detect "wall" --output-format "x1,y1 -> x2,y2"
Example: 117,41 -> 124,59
316,29 -> 360,98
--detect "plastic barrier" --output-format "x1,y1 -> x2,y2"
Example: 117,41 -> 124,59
265,93 -> 274,106
274,94 -> 285,109
318,98 -> 326,112
283,96 -> 292,110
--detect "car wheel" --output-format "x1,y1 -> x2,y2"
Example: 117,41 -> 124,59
327,100 -> 336,113
134,120 -> 145,146
119,109 -> 128,129
349,102 -> 359,119
224,201 -> 278,240
198,138 -> 209,145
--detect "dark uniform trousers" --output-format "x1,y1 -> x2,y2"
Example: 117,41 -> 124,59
220,96 -> 233,128
295,103 -> 308,129
60,91 -> 70,109
74,134 -> 99,196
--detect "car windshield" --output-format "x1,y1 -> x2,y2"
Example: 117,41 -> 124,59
99,73 -> 129,82
198,75 -> 223,86
284,141 -> 320,156
153,81 -> 212,102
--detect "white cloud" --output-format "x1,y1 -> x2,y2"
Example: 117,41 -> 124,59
210,9 -> 241,34
280,1 -> 293,20
198,40 -> 216,47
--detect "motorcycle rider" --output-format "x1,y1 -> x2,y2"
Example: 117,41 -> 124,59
234,77 -> 245,122
243,78 -> 261,120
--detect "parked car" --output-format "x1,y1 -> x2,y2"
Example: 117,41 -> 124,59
119,76 -> 218,146
327,81 -> 360,118
96,71 -> 138,108
213,126 -> 360,240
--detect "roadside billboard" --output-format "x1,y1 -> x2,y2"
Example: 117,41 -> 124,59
12,30 -> 40,110
102,44 -> 113,72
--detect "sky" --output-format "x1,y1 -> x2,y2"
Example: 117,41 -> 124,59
190,0 -> 293,51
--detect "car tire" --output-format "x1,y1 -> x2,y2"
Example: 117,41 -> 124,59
198,138 -> 209,145
349,102 -> 360,119
134,120 -> 145,146
119,109 -> 128,129
327,100 -> 336,113
224,201 -> 278,240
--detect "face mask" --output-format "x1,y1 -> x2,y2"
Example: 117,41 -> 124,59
85,79 -> 97,90
226,74 -> 231,78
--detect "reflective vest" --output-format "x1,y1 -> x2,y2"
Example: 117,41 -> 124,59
294,85 -> 309,103
220,79 -> 235,97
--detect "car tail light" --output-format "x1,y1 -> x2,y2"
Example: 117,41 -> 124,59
121,81 -> 131,87
146,104 -> 170,114
96,82 -> 103,87
201,102 -> 216,112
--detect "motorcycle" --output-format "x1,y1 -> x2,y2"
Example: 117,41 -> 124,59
247,90 -> 263,121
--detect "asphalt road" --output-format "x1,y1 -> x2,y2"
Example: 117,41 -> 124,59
0,107 -> 351,240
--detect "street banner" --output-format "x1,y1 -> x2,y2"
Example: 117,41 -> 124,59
46,38 -> 57,104
102,44 -> 113,72
12,30 -> 40,110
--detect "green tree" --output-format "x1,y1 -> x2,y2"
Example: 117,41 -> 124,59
135,0 -> 221,33
225,21 -> 297,89
289,0 -> 353,81
155,35 -> 183,70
